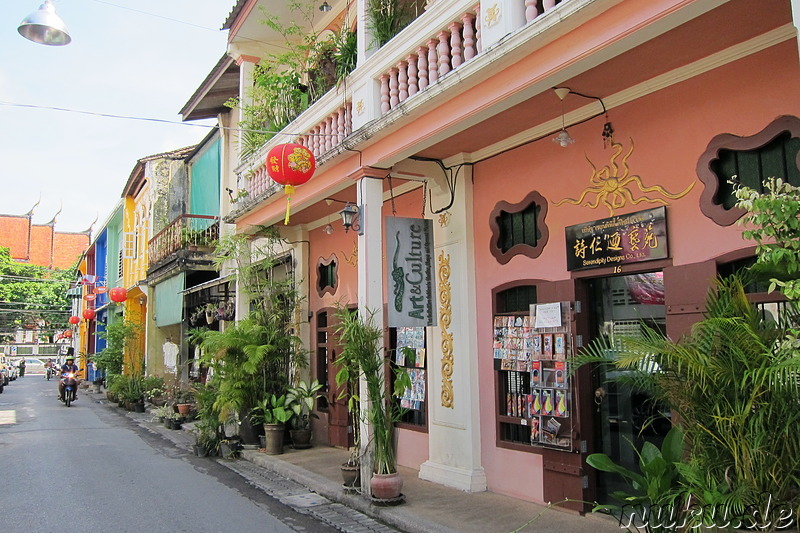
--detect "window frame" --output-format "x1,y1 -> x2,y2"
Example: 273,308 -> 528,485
316,254 -> 338,297
697,115 -> 800,226
489,190 -> 549,264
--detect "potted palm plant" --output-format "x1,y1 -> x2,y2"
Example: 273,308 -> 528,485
192,229 -> 308,448
250,394 -> 293,455
286,379 -> 324,449
334,306 -> 412,501
334,320 -> 363,489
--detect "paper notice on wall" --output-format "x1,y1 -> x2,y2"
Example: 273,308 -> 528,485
534,302 -> 562,329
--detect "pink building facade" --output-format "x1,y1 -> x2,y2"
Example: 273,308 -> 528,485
189,0 -> 800,510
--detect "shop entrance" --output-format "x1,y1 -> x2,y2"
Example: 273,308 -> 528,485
587,272 -> 670,502
315,308 -> 353,448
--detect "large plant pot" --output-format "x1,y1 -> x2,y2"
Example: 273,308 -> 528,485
262,423 -> 285,455
238,414 -> 263,446
220,441 -> 238,459
370,472 -> 403,501
289,428 -> 312,449
341,463 -> 360,489
193,444 -> 209,457
176,403 -> 192,416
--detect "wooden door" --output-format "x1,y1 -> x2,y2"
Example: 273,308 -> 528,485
316,309 -> 353,448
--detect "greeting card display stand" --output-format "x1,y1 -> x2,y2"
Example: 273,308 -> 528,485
494,301 -> 575,450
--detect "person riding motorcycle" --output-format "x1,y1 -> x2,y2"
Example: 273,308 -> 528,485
45,358 -> 55,380
58,354 -> 79,402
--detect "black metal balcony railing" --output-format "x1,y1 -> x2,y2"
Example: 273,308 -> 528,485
148,215 -> 219,266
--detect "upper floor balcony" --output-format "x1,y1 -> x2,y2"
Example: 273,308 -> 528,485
147,214 -> 219,280
228,0 -> 578,219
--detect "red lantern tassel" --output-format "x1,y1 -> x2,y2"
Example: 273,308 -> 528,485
284,184 -> 295,225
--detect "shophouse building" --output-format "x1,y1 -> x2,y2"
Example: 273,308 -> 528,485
180,0 -> 800,509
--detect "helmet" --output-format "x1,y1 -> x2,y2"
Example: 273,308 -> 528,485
65,356 -> 74,362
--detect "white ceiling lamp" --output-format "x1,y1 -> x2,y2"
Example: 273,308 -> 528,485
552,87 -> 575,148
18,0 -> 72,46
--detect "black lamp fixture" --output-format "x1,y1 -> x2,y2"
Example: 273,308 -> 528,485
340,203 -> 363,235
319,1 -> 332,12
18,0 -> 71,46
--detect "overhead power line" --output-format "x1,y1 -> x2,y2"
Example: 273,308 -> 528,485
0,274 -> 71,283
0,102 -> 338,139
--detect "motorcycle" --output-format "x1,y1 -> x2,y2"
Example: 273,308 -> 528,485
46,367 -> 55,381
60,373 -> 77,407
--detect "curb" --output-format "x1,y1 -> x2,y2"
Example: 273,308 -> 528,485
241,450 -> 456,533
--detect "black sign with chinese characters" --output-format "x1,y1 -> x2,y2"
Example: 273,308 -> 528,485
565,206 -> 668,271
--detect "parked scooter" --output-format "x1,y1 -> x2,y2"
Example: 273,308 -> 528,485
60,372 -> 78,407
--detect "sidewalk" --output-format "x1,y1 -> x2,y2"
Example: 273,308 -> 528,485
93,390 -> 620,533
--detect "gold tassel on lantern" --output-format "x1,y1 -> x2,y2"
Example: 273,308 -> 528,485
284,184 -> 295,225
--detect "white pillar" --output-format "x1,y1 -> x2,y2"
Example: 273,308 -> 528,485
479,0 -> 527,51
419,164 -> 487,492
353,169 -> 385,495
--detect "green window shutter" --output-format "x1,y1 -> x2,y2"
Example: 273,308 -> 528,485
189,138 -> 221,218
497,202 -> 540,253
713,132 -> 800,209
155,273 -> 185,327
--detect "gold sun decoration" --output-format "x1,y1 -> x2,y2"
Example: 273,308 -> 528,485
554,139 -> 694,216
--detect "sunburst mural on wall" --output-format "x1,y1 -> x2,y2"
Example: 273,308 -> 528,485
554,139 -> 695,216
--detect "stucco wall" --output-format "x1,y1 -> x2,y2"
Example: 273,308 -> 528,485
471,41 -> 800,502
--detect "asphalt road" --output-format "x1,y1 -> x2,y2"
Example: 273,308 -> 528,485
0,376 -> 338,533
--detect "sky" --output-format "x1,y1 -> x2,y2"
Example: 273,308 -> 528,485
0,0 -> 234,234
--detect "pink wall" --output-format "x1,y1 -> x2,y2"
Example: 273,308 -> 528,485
307,186 -> 430,465
308,222 -> 359,311
471,42 -> 800,501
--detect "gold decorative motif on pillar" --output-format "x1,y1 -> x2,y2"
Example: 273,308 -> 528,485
484,4 -> 500,27
438,251 -> 454,408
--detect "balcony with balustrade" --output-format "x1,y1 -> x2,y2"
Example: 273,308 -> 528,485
146,214 -> 220,283
227,0 -> 576,221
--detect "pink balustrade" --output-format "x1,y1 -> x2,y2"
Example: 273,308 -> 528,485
378,0 -> 569,115
239,0 -> 571,203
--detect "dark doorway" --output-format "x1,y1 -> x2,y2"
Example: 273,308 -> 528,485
587,272 -> 670,502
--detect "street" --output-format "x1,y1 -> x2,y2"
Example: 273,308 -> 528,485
0,376 -> 340,533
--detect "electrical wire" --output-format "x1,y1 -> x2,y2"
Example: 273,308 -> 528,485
0,275 -> 71,283
0,309 -> 71,314
0,300 -> 71,307
0,101 -> 341,139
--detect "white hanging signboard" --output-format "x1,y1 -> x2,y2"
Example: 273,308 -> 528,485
386,217 -> 437,327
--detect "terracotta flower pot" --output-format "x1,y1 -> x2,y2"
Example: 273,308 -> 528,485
370,472 -> 403,501
176,403 -> 192,416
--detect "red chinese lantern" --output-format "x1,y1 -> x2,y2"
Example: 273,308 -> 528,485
109,287 -> 127,303
63,329 -> 73,338
82,308 -> 96,320
265,143 -> 316,225
68,315 -> 80,325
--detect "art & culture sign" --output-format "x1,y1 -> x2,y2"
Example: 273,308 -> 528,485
386,217 -> 437,327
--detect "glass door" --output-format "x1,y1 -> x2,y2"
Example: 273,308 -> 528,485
589,272 -> 669,502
